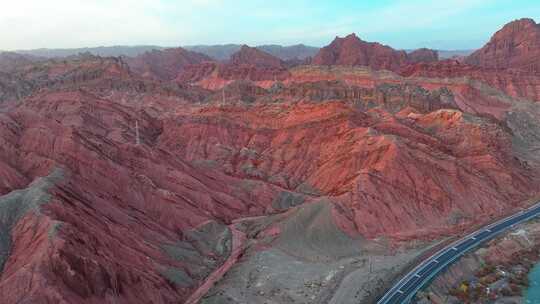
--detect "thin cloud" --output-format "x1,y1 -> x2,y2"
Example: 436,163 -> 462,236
0,0 -> 538,51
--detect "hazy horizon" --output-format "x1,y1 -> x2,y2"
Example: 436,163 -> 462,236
1,0 -> 539,51
5,43 -> 478,53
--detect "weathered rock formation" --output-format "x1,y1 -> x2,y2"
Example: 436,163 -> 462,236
402,60 -> 540,102
465,18 -> 540,73
408,48 -> 439,63
230,45 -> 285,68
124,47 -> 212,81
312,33 -> 410,71
312,34 -> 440,72
177,46 -> 290,89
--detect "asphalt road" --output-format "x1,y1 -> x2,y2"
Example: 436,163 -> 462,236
377,201 -> 540,304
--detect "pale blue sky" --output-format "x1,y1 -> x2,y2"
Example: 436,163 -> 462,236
1,0 -> 539,50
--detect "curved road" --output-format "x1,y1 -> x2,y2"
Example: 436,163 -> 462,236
377,201 -> 540,304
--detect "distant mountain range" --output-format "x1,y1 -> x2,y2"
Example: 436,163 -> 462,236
437,49 -> 475,59
9,44 -> 319,61
14,45 -> 166,59
7,44 -> 474,61
184,44 -> 320,61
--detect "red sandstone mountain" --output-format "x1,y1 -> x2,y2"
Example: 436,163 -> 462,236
399,19 -> 540,103
178,40 -> 443,89
176,46 -> 290,89
465,18 -> 540,73
408,48 -> 439,63
124,47 -> 212,81
312,34 -> 440,72
312,33 -> 409,71
230,45 -> 285,68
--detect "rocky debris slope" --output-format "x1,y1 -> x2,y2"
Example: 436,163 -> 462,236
465,18 -> 540,74
201,200 -> 437,304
